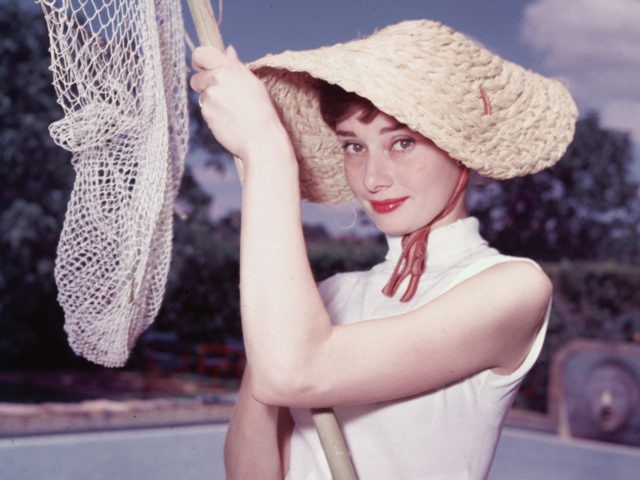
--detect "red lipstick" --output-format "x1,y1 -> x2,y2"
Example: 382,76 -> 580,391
370,197 -> 408,214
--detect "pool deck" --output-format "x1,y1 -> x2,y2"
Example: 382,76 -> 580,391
1,400 -> 639,479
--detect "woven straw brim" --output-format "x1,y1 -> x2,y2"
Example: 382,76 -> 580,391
250,19 -> 578,205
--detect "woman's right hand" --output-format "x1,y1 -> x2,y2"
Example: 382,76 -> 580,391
190,45 -> 286,161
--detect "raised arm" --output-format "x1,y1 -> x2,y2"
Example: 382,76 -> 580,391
190,46 -> 551,410
190,45 -> 334,399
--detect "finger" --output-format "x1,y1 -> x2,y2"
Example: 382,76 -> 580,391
190,68 -> 221,93
189,71 -> 207,93
198,84 -> 217,106
191,46 -> 227,71
226,44 -> 239,61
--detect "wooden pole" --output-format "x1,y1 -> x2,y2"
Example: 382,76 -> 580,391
185,0 -> 224,50
311,408 -> 358,479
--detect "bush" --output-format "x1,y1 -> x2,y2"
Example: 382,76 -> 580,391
515,261 -> 640,412
307,234 -> 387,282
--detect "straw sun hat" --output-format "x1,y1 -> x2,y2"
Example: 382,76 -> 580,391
249,19 -> 578,205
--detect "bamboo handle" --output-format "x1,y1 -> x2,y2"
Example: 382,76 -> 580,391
311,408 -> 358,479
185,0 -> 224,50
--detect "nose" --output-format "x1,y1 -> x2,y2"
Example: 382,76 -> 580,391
363,151 -> 392,193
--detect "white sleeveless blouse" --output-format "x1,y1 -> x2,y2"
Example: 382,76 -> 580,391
286,217 -> 549,480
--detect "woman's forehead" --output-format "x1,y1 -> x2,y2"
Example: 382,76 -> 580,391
336,110 -> 404,131
336,111 -> 418,138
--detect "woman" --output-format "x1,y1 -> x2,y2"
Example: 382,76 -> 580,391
191,20 -> 577,479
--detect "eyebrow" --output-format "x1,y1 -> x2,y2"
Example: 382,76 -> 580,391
336,122 -> 407,138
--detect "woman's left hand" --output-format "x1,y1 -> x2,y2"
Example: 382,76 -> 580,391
190,45 -> 284,161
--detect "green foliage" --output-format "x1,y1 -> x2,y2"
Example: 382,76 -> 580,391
471,113 -> 640,262
152,176 -> 243,344
0,2 -> 72,209
0,1 -> 80,369
306,234 -> 387,282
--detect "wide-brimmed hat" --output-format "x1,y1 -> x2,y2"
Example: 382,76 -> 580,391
249,19 -> 578,205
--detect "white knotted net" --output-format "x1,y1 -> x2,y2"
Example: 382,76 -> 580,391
38,0 -> 189,366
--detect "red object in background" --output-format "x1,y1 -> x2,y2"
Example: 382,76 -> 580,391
197,343 -> 246,379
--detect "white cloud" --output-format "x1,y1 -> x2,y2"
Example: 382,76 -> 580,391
521,0 -> 640,145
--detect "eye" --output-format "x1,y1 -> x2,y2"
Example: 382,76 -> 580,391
342,142 -> 365,155
391,137 -> 415,152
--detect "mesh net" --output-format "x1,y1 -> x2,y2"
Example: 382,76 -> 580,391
38,0 -> 188,367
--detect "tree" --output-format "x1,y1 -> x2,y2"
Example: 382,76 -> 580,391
470,113 -> 640,262
150,165 -> 244,346
0,1 -> 81,368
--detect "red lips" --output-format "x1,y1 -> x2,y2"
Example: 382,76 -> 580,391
370,197 -> 408,214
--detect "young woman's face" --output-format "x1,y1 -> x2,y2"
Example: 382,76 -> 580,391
336,111 -> 466,236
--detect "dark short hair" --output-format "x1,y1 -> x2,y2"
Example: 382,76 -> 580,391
318,81 -> 379,130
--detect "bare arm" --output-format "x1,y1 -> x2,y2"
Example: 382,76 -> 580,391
191,46 -> 551,410
224,368 -> 292,479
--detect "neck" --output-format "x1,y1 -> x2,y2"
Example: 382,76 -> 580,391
429,194 -> 469,231
381,165 -> 470,302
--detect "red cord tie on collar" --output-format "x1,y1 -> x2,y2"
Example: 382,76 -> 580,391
382,166 -> 470,302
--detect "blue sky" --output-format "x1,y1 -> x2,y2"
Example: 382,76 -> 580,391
180,0 -> 640,231
186,0 -> 639,143
206,1 -> 532,65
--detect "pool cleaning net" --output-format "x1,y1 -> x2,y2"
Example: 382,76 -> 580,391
39,0 -> 188,367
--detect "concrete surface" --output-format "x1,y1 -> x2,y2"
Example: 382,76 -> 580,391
1,423 -> 639,479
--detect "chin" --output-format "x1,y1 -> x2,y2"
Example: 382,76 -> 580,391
372,219 -> 416,237
366,208 -> 429,236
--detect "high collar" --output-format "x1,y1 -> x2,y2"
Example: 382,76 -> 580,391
384,217 -> 485,272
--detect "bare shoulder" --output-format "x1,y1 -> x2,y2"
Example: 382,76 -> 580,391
429,258 -> 552,332
482,259 -> 552,310
485,258 -> 551,284
466,259 -> 552,329
439,258 -> 552,311
469,260 -> 552,372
